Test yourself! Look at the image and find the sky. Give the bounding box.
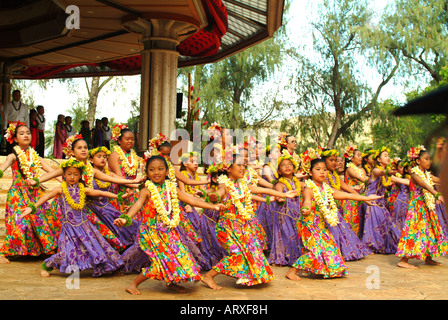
[15,0,425,132]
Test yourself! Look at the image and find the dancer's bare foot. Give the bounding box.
[0,256,10,264]
[167,283,188,293]
[202,273,222,290]
[425,256,442,266]
[125,283,141,295]
[397,258,418,269]
[40,269,50,277]
[285,268,301,281]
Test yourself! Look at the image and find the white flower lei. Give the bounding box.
[145,180,180,228]
[13,146,41,179]
[217,175,254,220]
[304,179,339,227]
[347,162,365,180]
[114,146,139,177]
[411,166,436,212]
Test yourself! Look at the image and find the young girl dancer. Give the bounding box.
[286,149,382,281]
[202,153,298,290]
[114,154,226,295]
[0,122,60,263]
[321,148,372,261]
[358,147,404,254]
[342,145,367,233]
[396,146,447,269]
[390,159,411,232]
[268,150,303,266]
[20,158,127,277]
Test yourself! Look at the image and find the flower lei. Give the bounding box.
[13,146,41,179]
[375,165,392,187]
[373,146,390,160]
[304,179,339,227]
[111,124,128,142]
[89,146,111,158]
[61,181,86,211]
[217,175,254,221]
[80,160,95,188]
[347,162,365,180]
[145,180,180,228]
[344,145,357,160]
[327,171,341,190]
[148,132,169,150]
[114,146,139,177]
[62,134,83,156]
[278,176,301,193]
[95,167,111,189]
[411,166,436,211]
[244,167,259,186]
[4,121,27,144]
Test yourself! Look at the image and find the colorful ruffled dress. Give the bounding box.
[138,184,202,284]
[245,167,267,251]
[179,170,204,234]
[358,177,401,254]
[396,181,448,260]
[0,150,59,258]
[43,183,124,277]
[292,184,348,278]
[212,181,274,286]
[341,170,363,234]
[267,179,302,266]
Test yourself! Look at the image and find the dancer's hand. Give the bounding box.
[185,205,193,213]
[25,179,36,187]
[214,203,227,212]
[301,206,311,216]
[208,193,219,203]
[113,218,127,227]
[18,207,32,219]
[285,190,298,198]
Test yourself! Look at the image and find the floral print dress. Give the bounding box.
[139,184,202,284]
[292,185,348,278]
[0,155,59,258]
[212,181,274,286]
[396,181,448,260]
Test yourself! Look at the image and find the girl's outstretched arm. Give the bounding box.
[93,168,144,185]
[333,189,382,203]
[249,185,298,198]
[174,166,210,185]
[114,188,150,227]
[391,176,410,186]
[19,187,62,219]
[177,188,226,211]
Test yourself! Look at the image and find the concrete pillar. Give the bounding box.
[122,18,197,154]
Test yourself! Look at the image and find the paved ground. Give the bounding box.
[1,253,447,301]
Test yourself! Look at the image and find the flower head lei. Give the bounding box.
[277,132,288,148]
[319,148,340,158]
[361,149,376,159]
[277,149,299,169]
[373,146,390,159]
[206,122,223,140]
[60,157,86,172]
[111,124,128,142]
[264,143,280,155]
[62,134,83,156]
[390,157,402,170]
[179,151,200,164]
[4,121,27,144]
[343,145,357,160]
[407,145,426,161]
[299,148,321,174]
[148,132,169,151]
[89,146,111,158]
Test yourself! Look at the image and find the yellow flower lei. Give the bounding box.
[347,162,365,180]
[95,167,111,189]
[181,170,200,194]
[145,180,180,228]
[411,166,436,211]
[304,179,339,227]
[13,146,41,179]
[81,160,94,188]
[375,165,391,187]
[327,171,341,190]
[218,175,254,221]
[114,146,139,177]
[61,181,86,211]
[278,176,301,193]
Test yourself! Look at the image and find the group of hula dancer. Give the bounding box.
[0,120,446,295]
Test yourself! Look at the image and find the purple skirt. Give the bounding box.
[391,187,410,233]
[199,208,228,267]
[267,198,303,266]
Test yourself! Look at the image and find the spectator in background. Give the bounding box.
[80,120,91,149]
[36,105,46,157]
[4,90,29,155]
[91,119,103,148]
[53,114,66,159]
[65,116,75,139]
[29,109,39,150]
[101,117,111,149]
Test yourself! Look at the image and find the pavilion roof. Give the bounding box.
[0,0,284,79]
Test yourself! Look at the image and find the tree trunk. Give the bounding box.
[85,76,114,127]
